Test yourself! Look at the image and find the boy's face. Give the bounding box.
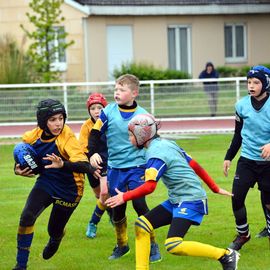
[89,103,103,121]
[114,82,138,106]
[247,77,264,99]
[46,113,64,136]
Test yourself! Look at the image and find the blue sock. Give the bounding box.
[16,232,34,268]
[90,204,105,225]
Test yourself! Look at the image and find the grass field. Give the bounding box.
[1,134,269,270]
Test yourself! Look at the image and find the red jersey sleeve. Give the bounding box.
[189,159,219,193]
[123,180,157,202]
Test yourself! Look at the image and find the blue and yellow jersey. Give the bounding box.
[22,125,88,202]
[145,138,207,204]
[93,103,147,168]
[236,95,270,160]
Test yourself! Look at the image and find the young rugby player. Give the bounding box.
[88,74,161,262]
[13,99,98,270]
[78,93,112,238]
[106,113,239,270]
[223,65,270,250]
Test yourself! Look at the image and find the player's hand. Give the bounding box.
[14,164,35,177]
[223,160,231,177]
[93,169,102,179]
[260,143,270,160]
[90,153,103,169]
[105,188,124,208]
[217,187,233,197]
[43,153,64,168]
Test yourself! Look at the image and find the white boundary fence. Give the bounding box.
[0,77,246,124]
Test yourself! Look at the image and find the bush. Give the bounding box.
[114,62,270,81]
[217,64,270,77]
[113,62,190,81]
[0,34,35,84]
[216,66,242,77]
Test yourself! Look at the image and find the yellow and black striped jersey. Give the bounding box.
[22,125,88,202]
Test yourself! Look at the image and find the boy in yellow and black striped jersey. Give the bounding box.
[12,99,98,270]
[78,93,113,238]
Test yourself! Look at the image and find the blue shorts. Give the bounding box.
[161,199,208,225]
[107,165,146,196]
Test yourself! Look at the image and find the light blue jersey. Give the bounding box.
[102,103,147,168]
[236,95,270,161]
[146,138,207,204]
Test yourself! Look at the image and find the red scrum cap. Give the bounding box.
[86,93,108,109]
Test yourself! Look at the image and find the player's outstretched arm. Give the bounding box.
[105,188,125,208]
[218,188,233,196]
[43,153,64,168]
[44,153,101,177]
[189,159,219,192]
[106,180,157,208]
[189,159,233,197]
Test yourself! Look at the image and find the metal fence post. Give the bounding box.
[63,83,68,115]
[236,78,241,102]
[150,81,155,115]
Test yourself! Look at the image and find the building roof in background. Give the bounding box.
[74,0,270,5]
[67,0,270,15]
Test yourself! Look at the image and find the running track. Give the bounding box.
[0,117,234,138]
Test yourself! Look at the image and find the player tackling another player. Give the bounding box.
[106,113,240,270]
[12,99,99,270]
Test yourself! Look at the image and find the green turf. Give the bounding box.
[0,134,269,270]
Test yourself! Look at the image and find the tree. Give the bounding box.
[21,0,74,83]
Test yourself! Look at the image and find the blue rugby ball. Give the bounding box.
[13,143,41,175]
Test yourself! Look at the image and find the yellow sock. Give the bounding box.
[114,217,128,247]
[135,216,153,270]
[150,229,156,244]
[165,237,227,260]
[96,199,106,211]
[18,225,34,234]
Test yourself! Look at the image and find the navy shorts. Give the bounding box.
[107,165,146,196]
[234,156,270,192]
